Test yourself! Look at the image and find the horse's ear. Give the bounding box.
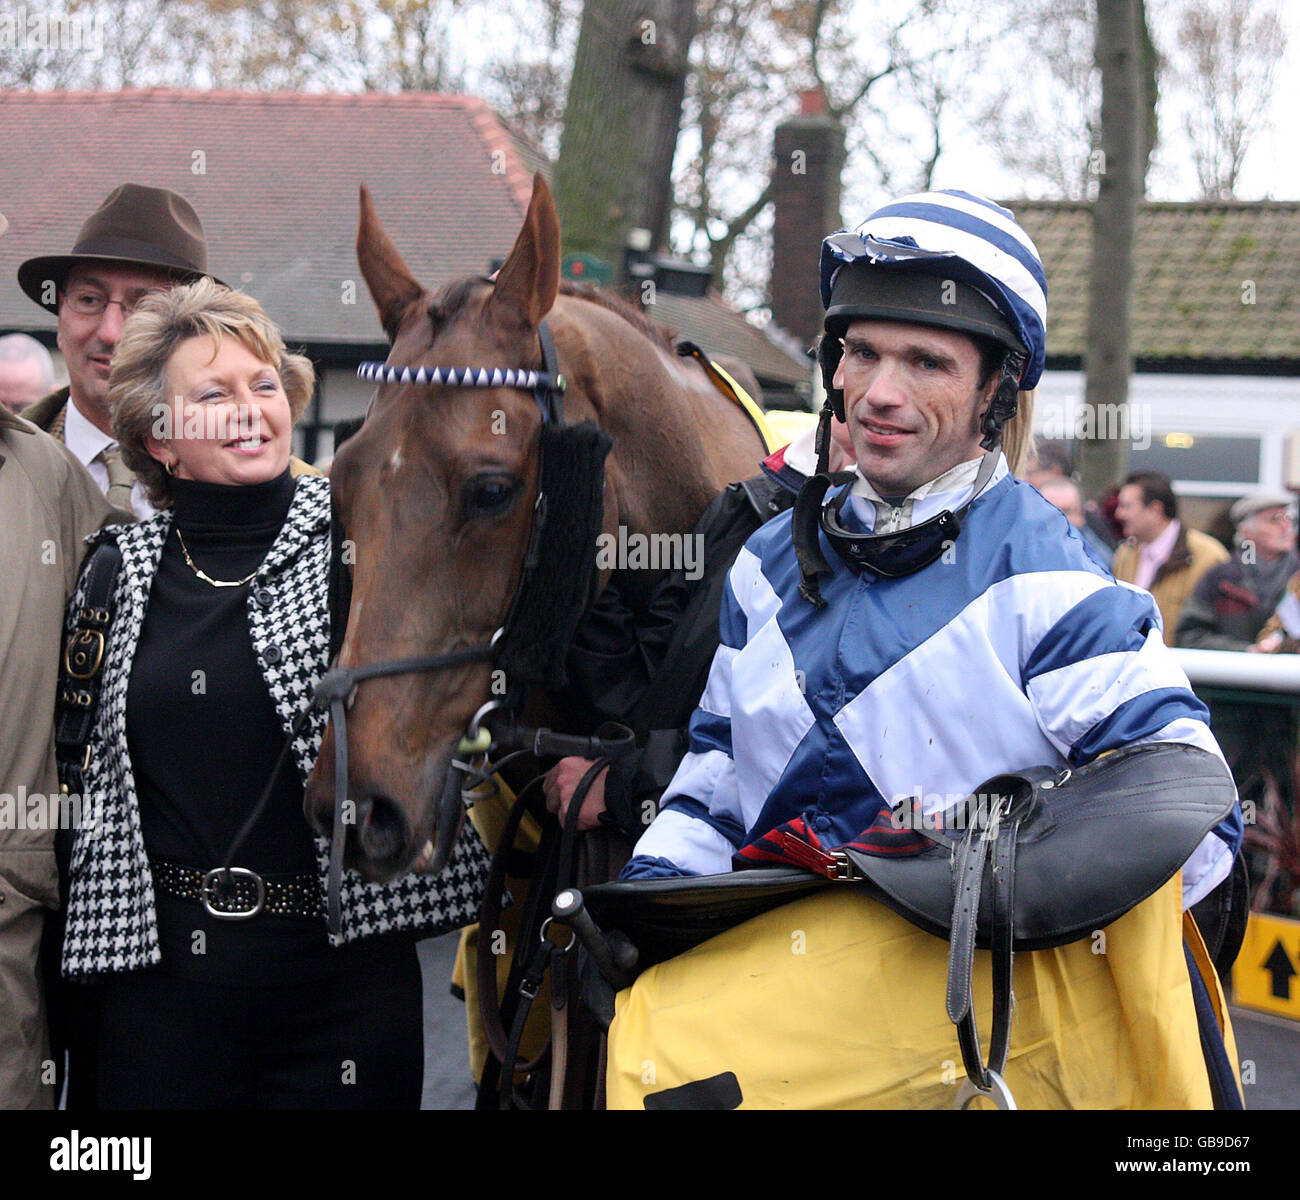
[357,185,427,343]
[487,173,561,329]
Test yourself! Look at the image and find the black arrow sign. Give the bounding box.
[1263,940,1298,1000]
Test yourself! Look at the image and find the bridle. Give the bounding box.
[216,318,628,934]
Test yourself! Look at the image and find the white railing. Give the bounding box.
[1171,648,1300,695]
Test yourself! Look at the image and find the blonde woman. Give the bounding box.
[60,279,484,1109]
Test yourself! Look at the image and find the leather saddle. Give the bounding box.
[578,741,1238,1108]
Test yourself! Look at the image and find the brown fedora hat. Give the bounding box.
[17,182,225,312]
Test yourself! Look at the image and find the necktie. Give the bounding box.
[100,444,135,514]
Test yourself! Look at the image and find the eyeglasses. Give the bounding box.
[62,290,149,318]
[1255,510,1297,527]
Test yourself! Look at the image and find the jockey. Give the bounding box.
[623,188,1242,917]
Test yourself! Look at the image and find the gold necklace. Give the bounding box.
[174,527,258,588]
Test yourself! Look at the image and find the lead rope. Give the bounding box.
[327,688,349,933]
[218,706,313,904]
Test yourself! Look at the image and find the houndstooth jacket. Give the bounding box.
[61,473,490,980]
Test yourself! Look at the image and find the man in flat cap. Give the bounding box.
[19,184,220,520]
[1176,490,1299,652]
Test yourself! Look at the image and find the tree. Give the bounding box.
[550,0,697,284]
[1169,0,1286,199]
[970,0,1160,202]
[1076,0,1151,503]
[0,0,474,92]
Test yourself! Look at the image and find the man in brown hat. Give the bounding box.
[19,184,221,520]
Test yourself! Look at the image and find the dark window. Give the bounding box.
[1129,434,1261,485]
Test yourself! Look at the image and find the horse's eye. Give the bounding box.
[465,476,520,520]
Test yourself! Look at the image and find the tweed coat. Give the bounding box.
[61,473,489,980]
[1112,524,1230,647]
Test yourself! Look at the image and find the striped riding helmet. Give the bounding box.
[819,189,1048,393]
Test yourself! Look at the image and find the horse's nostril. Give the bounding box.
[355,793,410,864]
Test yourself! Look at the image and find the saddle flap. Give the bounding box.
[845,742,1237,950]
[583,868,834,972]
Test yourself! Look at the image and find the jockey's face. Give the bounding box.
[835,319,996,497]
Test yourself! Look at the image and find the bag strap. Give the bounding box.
[55,542,123,798]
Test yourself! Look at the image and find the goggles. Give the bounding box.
[817,452,1001,580]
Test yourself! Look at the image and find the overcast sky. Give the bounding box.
[930,1,1299,203]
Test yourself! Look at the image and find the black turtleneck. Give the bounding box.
[125,470,377,982]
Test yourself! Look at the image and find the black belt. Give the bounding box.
[149,857,324,920]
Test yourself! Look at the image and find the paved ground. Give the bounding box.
[1231,1006,1300,1109]
[417,931,1300,1111]
[418,931,477,1110]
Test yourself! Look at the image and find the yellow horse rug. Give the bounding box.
[606,878,1238,1109]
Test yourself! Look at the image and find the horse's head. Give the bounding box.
[305,175,568,881]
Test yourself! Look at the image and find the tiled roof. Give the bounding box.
[1012,200,1300,365]
[0,89,535,345]
[0,88,809,391]
[650,291,812,389]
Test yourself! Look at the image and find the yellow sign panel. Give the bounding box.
[1232,912,1300,1020]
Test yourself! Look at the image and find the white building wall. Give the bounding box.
[1034,369,1300,496]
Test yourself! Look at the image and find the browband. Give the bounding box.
[357,362,562,393]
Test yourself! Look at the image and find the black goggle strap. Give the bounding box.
[813,398,833,478]
[792,398,845,607]
[793,481,835,610]
[816,334,845,423]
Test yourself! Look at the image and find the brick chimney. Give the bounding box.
[770,89,846,349]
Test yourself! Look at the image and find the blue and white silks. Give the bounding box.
[624,456,1241,908]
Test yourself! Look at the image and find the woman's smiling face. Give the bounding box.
[150,334,292,486]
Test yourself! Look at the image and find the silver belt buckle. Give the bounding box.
[201,867,265,920]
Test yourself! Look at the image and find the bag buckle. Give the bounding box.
[65,629,105,679]
[201,867,265,919]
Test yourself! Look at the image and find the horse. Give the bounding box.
[304,173,772,883]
